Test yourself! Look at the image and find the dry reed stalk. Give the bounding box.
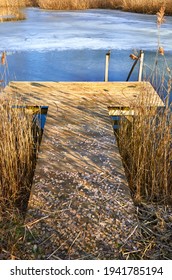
[0,0,26,21]
[33,0,123,10]
[116,4,172,202]
[0,0,26,8]
[116,98,172,204]
[158,46,165,55]
[0,98,42,259]
[0,51,9,92]
[1,0,171,15]
[1,51,6,65]
[121,0,172,15]
[0,99,40,213]
[157,4,166,27]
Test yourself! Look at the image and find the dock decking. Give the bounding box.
[3,81,164,259]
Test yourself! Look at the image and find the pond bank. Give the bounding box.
[1,0,172,22]
[26,0,172,16]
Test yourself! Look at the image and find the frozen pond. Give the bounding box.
[1,8,172,52]
[0,8,172,100]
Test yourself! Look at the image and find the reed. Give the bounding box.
[0,96,42,258]
[0,51,41,256]
[0,0,26,7]
[1,1,172,15]
[28,0,123,10]
[0,100,39,212]
[26,0,172,15]
[121,0,172,15]
[116,5,172,204]
[0,0,26,21]
[0,55,38,259]
[116,103,172,203]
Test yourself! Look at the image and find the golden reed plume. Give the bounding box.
[1,52,6,65]
[156,5,165,27]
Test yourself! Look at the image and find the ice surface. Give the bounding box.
[0,8,172,52]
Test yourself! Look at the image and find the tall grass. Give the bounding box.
[0,0,26,7]
[121,0,172,15]
[1,1,172,15]
[0,0,26,21]
[116,6,172,204]
[116,103,172,203]
[0,52,40,215]
[0,97,41,258]
[26,0,172,15]
[0,52,8,88]
[28,0,121,10]
[0,100,38,213]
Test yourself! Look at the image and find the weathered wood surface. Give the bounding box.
[4,81,164,107]
[2,81,163,259]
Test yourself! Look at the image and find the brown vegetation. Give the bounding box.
[27,0,121,10]
[0,53,41,258]
[0,0,25,7]
[0,52,41,211]
[117,6,172,204]
[0,102,36,211]
[1,0,172,17]
[0,0,26,21]
[0,99,40,258]
[25,0,172,15]
[115,5,172,254]
[115,97,172,259]
[121,0,172,15]
[116,103,172,203]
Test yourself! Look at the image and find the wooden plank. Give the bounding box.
[3,81,164,108]
[108,108,135,116]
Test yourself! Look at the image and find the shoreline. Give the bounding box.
[1,0,172,21]
[25,0,172,16]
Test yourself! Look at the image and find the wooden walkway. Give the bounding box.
[3,81,164,259]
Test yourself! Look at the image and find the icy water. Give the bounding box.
[0,8,172,101]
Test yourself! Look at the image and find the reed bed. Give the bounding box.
[0,50,41,256]
[115,45,172,258]
[0,100,39,212]
[0,0,26,21]
[0,98,42,258]
[1,1,172,16]
[116,5,172,204]
[116,103,172,204]
[27,0,121,10]
[121,0,172,15]
[26,0,172,15]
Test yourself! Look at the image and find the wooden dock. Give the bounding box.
[3,81,164,259]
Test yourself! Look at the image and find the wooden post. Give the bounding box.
[138,50,144,82]
[104,51,111,82]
